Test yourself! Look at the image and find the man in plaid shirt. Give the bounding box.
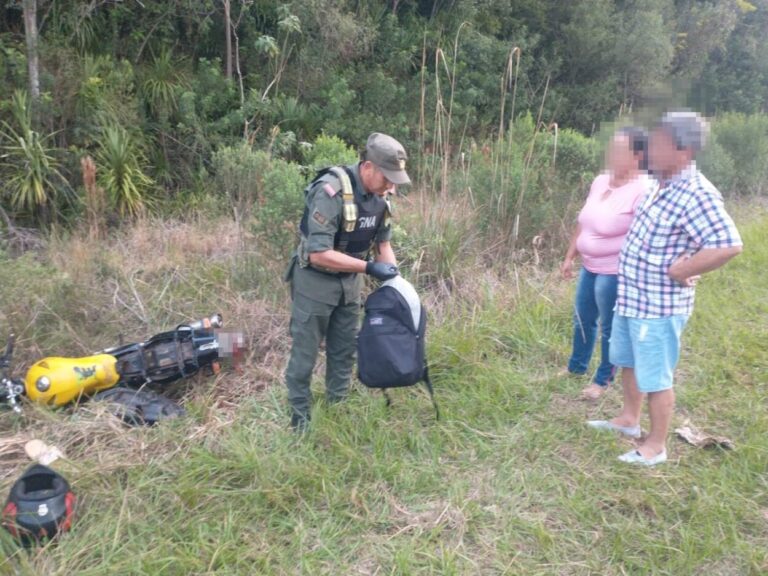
[588,111,743,466]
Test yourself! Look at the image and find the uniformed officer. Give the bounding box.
[284,133,411,430]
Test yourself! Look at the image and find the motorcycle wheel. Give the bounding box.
[92,387,186,426]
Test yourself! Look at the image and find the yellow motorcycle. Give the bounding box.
[1,314,225,425]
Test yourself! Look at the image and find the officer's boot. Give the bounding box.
[290,409,310,433]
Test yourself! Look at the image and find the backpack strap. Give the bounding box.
[298,166,350,238]
[379,373,438,421]
[422,365,440,420]
[383,196,392,228]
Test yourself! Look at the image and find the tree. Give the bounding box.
[614,0,674,112]
[671,0,742,80]
[223,0,232,79]
[690,1,768,113]
[22,0,40,100]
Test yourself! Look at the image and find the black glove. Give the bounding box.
[365,261,399,281]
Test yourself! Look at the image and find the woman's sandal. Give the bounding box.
[581,382,608,400]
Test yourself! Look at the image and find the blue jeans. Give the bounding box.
[567,267,618,386]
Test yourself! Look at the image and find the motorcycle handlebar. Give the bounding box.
[187,314,223,331]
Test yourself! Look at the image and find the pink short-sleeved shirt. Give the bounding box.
[576,172,651,275]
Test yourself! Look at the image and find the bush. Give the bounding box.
[176,58,242,157]
[450,115,581,242]
[212,144,269,223]
[552,127,600,190]
[453,115,538,233]
[255,155,307,255]
[301,134,359,172]
[212,143,306,255]
[698,132,738,194]
[75,56,142,147]
[395,198,479,289]
[702,112,768,196]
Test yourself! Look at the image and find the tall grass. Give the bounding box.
[415,38,599,278]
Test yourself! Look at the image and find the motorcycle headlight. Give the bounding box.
[35,376,51,392]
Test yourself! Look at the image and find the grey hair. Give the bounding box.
[659,110,710,154]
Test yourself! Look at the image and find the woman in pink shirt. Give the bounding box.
[561,127,651,399]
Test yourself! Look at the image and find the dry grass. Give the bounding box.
[0,404,160,483]
[1,213,293,482]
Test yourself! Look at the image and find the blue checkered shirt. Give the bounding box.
[617,164,742,318]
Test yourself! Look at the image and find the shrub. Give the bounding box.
[698,131,738,194]
[212,144,268,224]
[176,58,241,153]
[552,127,600,190]
[453,115,572,241]
[395,198,479,289]
[301,134,359,172]
[255,155,307,254]
[140,48,184,122]
[75,56,142,146]
[703,112,768,195]
[212,144,306,255]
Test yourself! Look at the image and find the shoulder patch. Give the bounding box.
[323,183,338,197]
[312,210,328,226]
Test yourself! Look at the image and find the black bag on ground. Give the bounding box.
[356,279,439,418]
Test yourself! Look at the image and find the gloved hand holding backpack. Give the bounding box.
[365,262,399,281]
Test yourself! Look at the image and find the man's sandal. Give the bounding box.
[618,449,667,466]
[586,420,642,439]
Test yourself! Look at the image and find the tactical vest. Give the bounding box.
[299,166,390,263]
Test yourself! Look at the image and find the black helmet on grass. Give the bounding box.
[2,464,75,546]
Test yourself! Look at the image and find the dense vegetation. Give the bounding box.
[2,0,768,245]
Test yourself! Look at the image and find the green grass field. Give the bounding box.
[1,211,766,575]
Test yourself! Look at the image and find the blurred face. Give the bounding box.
[605,133,638,175]
[360,161,396,196]
[649,128,693,177]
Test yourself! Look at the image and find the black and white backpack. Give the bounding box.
[356,277,439,418]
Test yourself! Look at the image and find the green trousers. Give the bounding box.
[284,289,360,419]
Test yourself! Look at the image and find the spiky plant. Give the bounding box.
[0,90,70,221]
[94,124,154,218]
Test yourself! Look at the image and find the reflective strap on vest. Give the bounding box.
[328,166,357,254]
[384,197,392,228]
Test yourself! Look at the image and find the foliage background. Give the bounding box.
[2,0,768,246]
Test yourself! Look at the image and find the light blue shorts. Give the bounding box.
[609,314,689,393]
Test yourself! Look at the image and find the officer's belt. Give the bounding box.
[306,265,356,279]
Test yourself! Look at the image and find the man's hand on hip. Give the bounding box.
[668,254,700,287]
